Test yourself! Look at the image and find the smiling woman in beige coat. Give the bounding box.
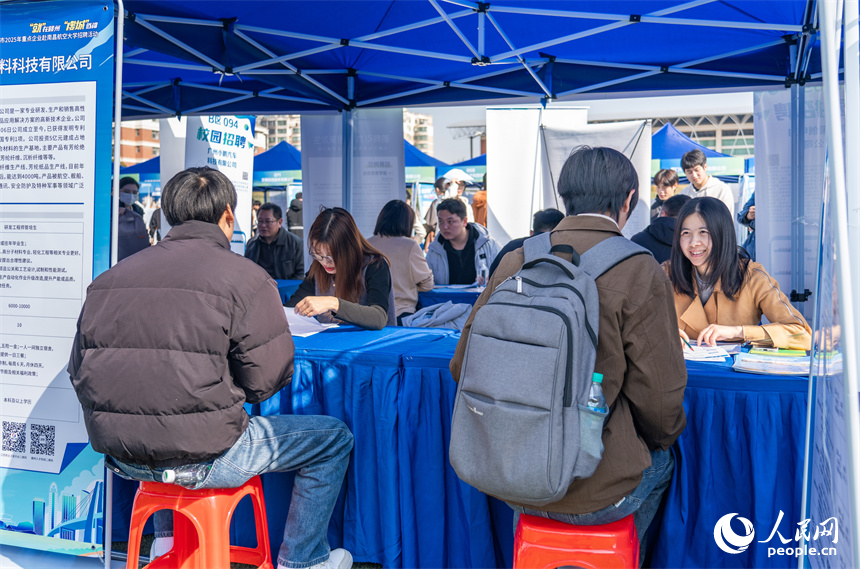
[664,197,811,349]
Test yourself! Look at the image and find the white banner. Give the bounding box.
[301,110,404,241]
[754,88,828,319]
[184,116,255,254]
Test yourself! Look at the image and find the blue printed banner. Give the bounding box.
[0,0,115,556]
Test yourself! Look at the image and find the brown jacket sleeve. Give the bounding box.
[742,265,812,349]
[229,278,295,403]
[617,266,687,449]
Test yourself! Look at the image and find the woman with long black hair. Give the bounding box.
[286,207,395,330]
[665,197,811,349]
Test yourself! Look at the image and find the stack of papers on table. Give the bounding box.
[284,308,339,337]
[683,345,731,362]
[732,352,812,375]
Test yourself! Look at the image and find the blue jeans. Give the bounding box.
[108,414,354,568]
[509,448,674,567]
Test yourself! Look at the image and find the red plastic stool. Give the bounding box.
[125,475,274,569]
[513,513,639,569]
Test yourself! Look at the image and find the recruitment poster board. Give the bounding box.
[0,0,114,556]
[184,115,256,254]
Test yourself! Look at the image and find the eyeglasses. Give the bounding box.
[310,251,334,265]
[257,219,280,226]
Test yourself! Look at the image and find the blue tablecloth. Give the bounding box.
[417,287,482,309]
[652,359,808,569]
[275,279,302,304]
[111,328,807,569]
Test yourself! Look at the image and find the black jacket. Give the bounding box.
[630,216,676,264]
[286,199,303,229]
[68,221,294,468]
[244,227,304,280]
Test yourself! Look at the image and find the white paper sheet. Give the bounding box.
[683,345,731,362]
[284,307,339,337]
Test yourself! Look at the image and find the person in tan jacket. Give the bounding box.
[665,197,811,349]
[368,200,434,323]
[450,147,686,564]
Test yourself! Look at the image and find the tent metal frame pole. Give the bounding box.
[343,76,355,211]
[132,15,225,70]
[106,0,125,565]
[122,90,175,115]
[790,83,806,313]
[123,59,212,71]
[844,0,860,332]
[428,0,481,59]
[489,0,741,62]
[485,12,554,98]
[232,29,350,106]
[819,1,860,566]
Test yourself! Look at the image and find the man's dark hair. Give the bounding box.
[681,149,707,171]
[161,167,237,226]
[652,169,679,187]
[533,208,565,234]
[295,192,303,200]
[557,146,639,220]
[259,202,283,220]
[661,194,692,218]
[119,176,139,190]
[437,197,466,219]
[374,199,414,237]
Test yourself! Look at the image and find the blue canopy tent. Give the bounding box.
[119,156,162,198]
[449,154,487,180]
[405,140,449,183]
[651,123,745,177]
[104,2,857,569]
[253,140,303,191]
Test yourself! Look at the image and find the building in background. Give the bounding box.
[258,115,302,150]
[403,110,434,155]
[32,499,45,536]
[116,119,160,166]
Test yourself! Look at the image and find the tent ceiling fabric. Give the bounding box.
[121,0,821,119]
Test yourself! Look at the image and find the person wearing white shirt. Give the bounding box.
[679,149,735,216]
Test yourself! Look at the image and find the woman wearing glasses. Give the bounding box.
[286,207,396,330]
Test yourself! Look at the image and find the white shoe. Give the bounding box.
[298,548,353,569]
[149,536,173,559]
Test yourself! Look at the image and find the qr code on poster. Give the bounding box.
[2,421,26,452]
[30,424,55,456]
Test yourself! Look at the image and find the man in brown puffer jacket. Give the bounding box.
[68,167,355,569]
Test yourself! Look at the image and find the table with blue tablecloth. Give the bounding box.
[111,327,807,569]
[275,279,302,304]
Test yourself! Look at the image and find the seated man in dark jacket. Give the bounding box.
[68,167,354,569]
[631,194,691,263]
[245,202,305,280]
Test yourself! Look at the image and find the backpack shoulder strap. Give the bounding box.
[580,236,651,279]
[522,231,553,264]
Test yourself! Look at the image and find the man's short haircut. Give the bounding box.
[681,149,707,171]
[161,167,237,226]
[661,194,692,218]
[652,169,679,187]
[556,146,639,220]
[295,192,303,200]
[533,208,565,234]
[437,197,466,219]
[119,176,139,190]
[259,202,283,220]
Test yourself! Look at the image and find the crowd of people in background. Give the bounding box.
[114,146,769,343]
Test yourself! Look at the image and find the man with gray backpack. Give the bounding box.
[449,146,686,564]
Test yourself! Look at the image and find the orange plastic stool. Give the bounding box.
[513,513,639,569]
[125,475,274,569]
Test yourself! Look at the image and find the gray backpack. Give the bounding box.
[449,233,649,506]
